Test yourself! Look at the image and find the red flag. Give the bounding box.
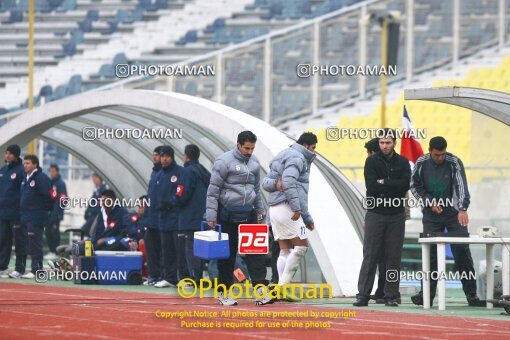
[400,106,424,163]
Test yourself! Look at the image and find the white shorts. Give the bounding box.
[269,202,307,241]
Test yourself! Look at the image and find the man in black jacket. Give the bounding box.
[354,129,411,307]
[0,145,25,278]
[176,145,211,282]
[410,136,484,307]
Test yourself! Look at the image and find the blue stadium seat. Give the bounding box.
[204,18,226,34]
[78,19,93,33]
[1,9,23,24]
[68,75,82,94]
[55,41,76,58]
[100,22,118,35]
[176,30,198,45]
[56,0,76,13]
[0,0,17,12]
[50,84,69,101]
[86,9,100,21]
[38,85,53,102]
[113,53,128,65]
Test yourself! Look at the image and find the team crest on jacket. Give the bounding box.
[171,176,177,182]
[109,221,116,228]
[10,173,16,179]
[29,180,35,187]
[235,165,241,171]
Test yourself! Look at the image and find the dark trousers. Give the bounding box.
[217,221,268,288]
[176,232,190,280]
[420,217,477,298]
[25,222,44,273]
[182,231,203,281]
[160,230,178,284]
[270,234,280,283]
[45,220,60,253]
[0,220,26,273]
[374,261,386,298]
[357,211,406,299]
[144,227,162,279]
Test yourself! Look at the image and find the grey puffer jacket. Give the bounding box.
[206,147,264,222]
[262,143,316,225]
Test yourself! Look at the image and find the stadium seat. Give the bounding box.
[56,0,76,13]
[1,10,23,24]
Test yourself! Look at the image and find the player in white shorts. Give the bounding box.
[270,201,308,242]
[258,132,318,305]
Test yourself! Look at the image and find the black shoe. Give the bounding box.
[411,293,434,307]
[370,294,384,301]
[375,298,386,304]
[353,297,369,307]
[467,295,486,307]
[396,297,401,304]
[385,298,399,307]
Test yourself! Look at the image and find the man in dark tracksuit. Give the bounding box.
[144,145,164,286]
[45,164,67,259]
[154,146,185,288]
[19,155,53,278]
[354,130,411,307]
[175,144,211,282]
[82,173,108,237]
[0,145,25,278]
[410,136,484,307]
[206,131,267,306]
[125,201,149,243]
[91,190,129,250]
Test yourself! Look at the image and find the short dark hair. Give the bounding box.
[23,154,39,167]
[185,144,200,161]
[380,128,396,141]
[429,136,447,151]
[297,132,318,146]
[101,189,116,199]
[92,172,103,181]
[138,195,148,207]
[153,145,164,154]
[159,145,174,159]
[364,138,380,153]
[237,130,257,146]
[49,164,59,172]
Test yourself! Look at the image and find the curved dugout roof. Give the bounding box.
[404,87,510,126]
[0,89,364,296]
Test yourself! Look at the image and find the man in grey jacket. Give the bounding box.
[206,130,267,306]
[410,136,484,307]
[258,132,317,305]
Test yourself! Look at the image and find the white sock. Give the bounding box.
[277,249,291,280]
[279,246,307,285]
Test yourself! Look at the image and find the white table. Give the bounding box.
[418,236,510,310]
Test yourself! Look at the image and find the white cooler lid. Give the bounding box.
[94,251,143,256]
[194,230,229,241]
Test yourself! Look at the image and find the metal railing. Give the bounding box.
[97,0,510,125]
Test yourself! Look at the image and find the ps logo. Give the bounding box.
[238,224,269,254]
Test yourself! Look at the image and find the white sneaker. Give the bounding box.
[256,289,277,306]
[21,272,35,279]
[8,271,22,279]
[154,280,176,288]
[0,269,10,278]
[218,292,238,306]
[43,252,57,260]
